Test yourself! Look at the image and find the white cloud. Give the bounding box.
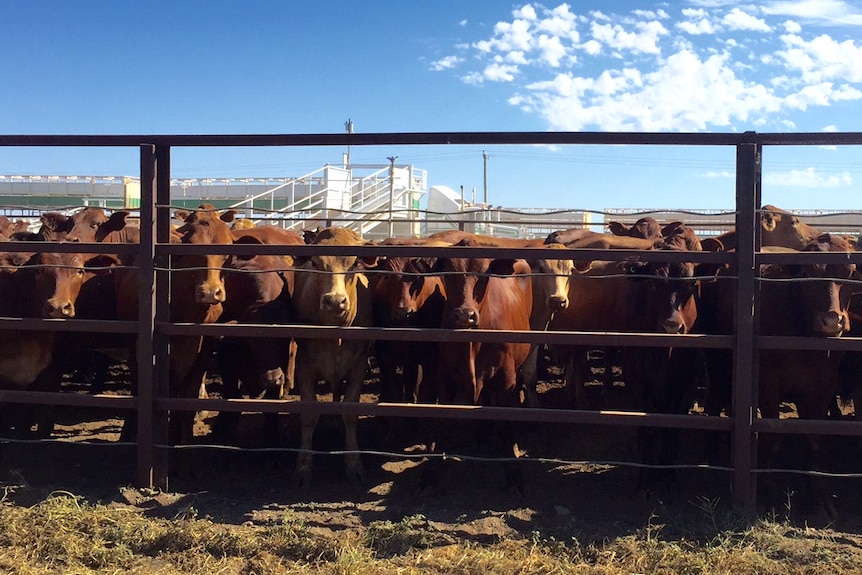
[762,0,862,25]
[764,167,852,187]
[445,2,862,132]
[430,56,463,71]
[722,8,771,32]
[590,20,667,54]
[777,33,862,83]
[703,170,735,178]
[459,19,468,27]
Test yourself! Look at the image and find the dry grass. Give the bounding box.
[1,490,862,575]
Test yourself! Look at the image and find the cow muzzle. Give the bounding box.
[547,294,569,310]
[662,317,686,334]
[814,311,846,337]
[452,307,479,328]
[196,284,226,305]
[44,299,75,319]
[321,293,350,314]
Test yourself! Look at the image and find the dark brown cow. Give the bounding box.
[371,239,448,406]
[0,249,116,435]
[212,234,299,444]
[608,217,663,240]
[418,238,534,491]
[291,227,377,488]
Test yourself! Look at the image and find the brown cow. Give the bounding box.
[704,205,822,252]
[0,249,116,435]
[422,231,577,407]
[290,227,377,488]
[114,204,236,444]
[371,239,448,406]
[701,234,859,512]
[18,207,110,242]
[211,234,299,444]
[417,238,534,491]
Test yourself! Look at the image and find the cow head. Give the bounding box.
[789,233,858,337]
[25,251,117,319]
[174,204,236,306]
[761,205,821,250]
[37,207,109,242]
[623,243,708,335]
[295,227,376,326]
[608,217,662,241]
[530,243,575,313]
[430,239,522,329]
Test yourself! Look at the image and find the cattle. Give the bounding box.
[290,227,377,488]
[608,217,663,240]
[544,227,595,245]
[704,205,822,252]
[371,238,448,407]
[211,234,299,444]
[113,204,236,445]
[0,216,29,240]
[700,234,859,512]
[11,207,110,242]
[232,225,304,246]
[415,238,534,491]
[421,231,577,407]
[617,236,718,490]
[0,249,116,435]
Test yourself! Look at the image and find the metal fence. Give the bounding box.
[1,131,862,511]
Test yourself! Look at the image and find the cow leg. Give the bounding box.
[292,359,319,490]
[519,344,541,408]
[341,363,366,485]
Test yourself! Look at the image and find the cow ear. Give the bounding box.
[40,212,68,232]
[84,254,120,272]
[220,209,237,224]
[232,235,264,260]
[700,237,725,252]
[608,222,628,236]
[174,209,191,222]
[573,260,593,272]
[408,257,437,274]
[661,221,684,237]
[487,258,517,276]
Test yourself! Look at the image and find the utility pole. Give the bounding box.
[482,151,489,205]
[344,119,354,168]
[387,156,398,238]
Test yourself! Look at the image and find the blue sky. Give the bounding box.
[1,1,861,213]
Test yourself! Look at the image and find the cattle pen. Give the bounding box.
[1,131,862,513]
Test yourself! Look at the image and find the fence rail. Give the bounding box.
[2,130,862,511]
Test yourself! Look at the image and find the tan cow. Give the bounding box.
[290,227,377,488]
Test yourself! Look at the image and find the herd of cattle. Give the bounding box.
[0,204,858,493]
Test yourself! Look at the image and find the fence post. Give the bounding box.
[732,132,761,511]
[136,144,172,490]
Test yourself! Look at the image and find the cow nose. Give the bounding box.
[548,294,569,310]
[322,293,349,312]
[662,318,685,334]
[197,285,226,304]
[453,307,479,328]
[815,311,845,336]
[45,301,75,319]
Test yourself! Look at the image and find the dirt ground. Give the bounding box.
[4,353,862,544]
